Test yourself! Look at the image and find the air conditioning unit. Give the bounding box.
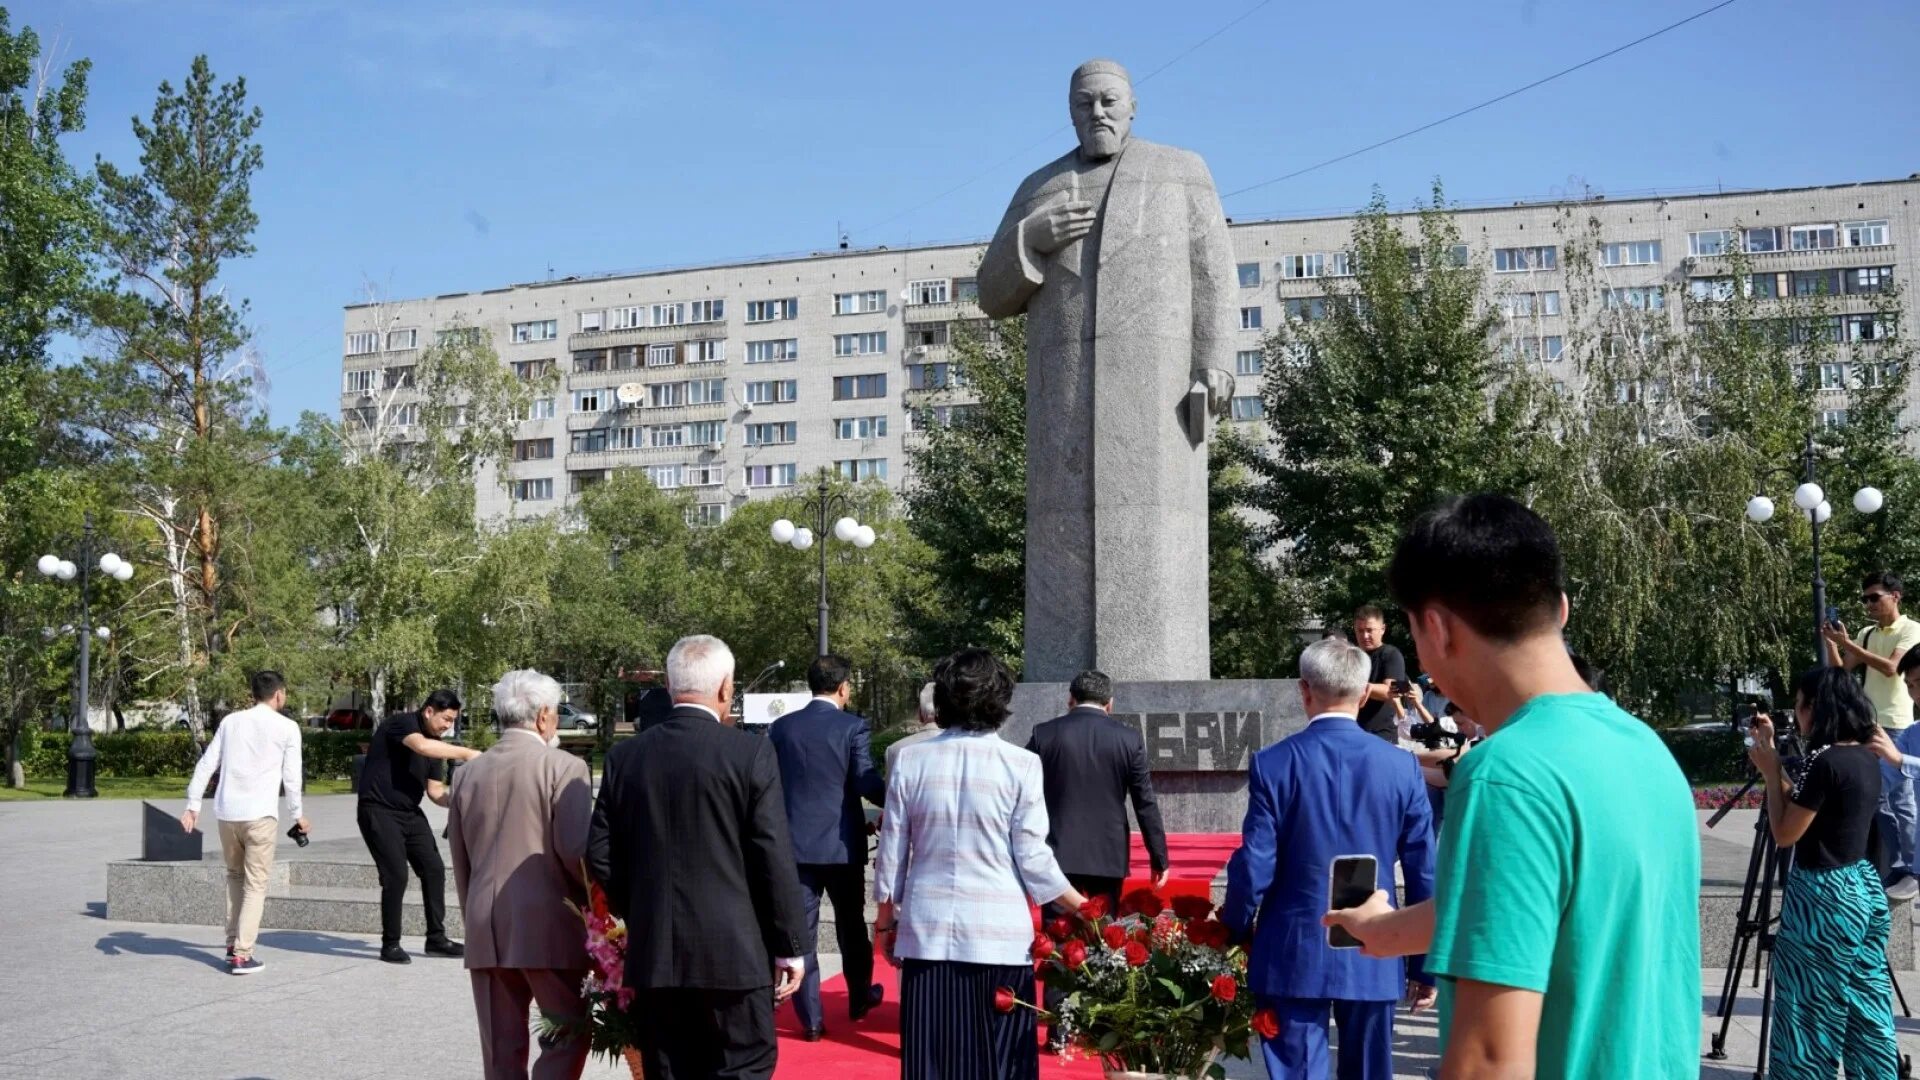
[709,439,725,451]
[911,345,928,357]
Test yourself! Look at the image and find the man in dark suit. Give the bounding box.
[766,654,886,1040]
[1026,669,1170,913]
[588,635,810,1080]
[1222,637,1434,1080]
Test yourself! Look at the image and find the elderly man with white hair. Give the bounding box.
[588,634,811,1080]
[448,669,594,1080]
[884,681,942,775]
[1220,637,1435,1080]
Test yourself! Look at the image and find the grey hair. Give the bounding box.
[491,669,562,730]
[1298,637,1371,702]
[918,681,937,722]
[667,634,735,699]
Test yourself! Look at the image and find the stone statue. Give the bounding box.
[979,58,1236,683]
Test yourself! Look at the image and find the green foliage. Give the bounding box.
[1659,727,1748,785]
[22,727,371,781]
[1209,428,1307,678]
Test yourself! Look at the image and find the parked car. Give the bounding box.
[324,708,374,731]
[558,701,597,731]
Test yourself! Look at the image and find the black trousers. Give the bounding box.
[634,986,776,1080]
[356,801,446,947]
[1041,873,1123,1043]
[792,862,874,1031]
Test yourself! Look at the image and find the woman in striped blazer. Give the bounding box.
[873,648,1088,1080]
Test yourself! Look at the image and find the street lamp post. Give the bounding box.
[36,513,134,798]
[770,477,878,656]
[1744,431,1885,666]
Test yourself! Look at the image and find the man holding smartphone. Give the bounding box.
[1323,495,1699,1079]
[1825,571,1920,899]
[1222,636,1433,1080]
[1352,606,1408,744]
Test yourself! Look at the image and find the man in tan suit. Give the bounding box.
[450,669,595,1080]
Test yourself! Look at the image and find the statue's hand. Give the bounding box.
[1203,368,1236,420]
[1023,198,1096,256]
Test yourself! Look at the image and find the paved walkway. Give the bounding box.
[1,794,1914,1078]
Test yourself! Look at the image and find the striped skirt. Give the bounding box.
[1771,859,1899,1080]
[898,959,1038,1080]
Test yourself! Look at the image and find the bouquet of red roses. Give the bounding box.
[1010,889,1270,1079]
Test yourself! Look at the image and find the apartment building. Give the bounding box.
[341,175,1918,523]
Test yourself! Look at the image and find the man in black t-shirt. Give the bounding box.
[356,688,481,964]
[1352,605,1407,743]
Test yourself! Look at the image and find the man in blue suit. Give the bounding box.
[1223,636,1435,1080]
[767,654,887,1040]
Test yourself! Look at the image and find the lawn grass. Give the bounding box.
[0,776,354,802]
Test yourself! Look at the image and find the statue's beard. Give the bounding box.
[1078,126,1126,160]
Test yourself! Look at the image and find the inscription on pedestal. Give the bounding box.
[1115,711,1265,772]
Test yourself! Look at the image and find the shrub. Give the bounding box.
[1659,727,1749,784]
[19,728,373,782]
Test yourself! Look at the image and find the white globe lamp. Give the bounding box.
[854,525,876,549]
[1745,496,1775,524]
[770,518,797,544]
[1793,482,1824,512]
[95,626,111,641]
[98,553,122,576]
[114,561,133,582]
[791,528,814,551]
[1855,487,1885,515]
[1814,500,1833,524]
[833,516,860,543]
[56,560,76,581]
[36,554,59,577]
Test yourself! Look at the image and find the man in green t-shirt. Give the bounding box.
[1826,570,1920,898]
[1323,494,1700,1078]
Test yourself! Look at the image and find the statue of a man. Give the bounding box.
[979,58,1235,683]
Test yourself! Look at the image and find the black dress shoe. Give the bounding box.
[802,1027,825,1042]
[850,983,884,1021]
[424,938,465,958]
[380,945,411,964]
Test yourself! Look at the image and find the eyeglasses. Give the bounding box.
[1864,593,1891,603]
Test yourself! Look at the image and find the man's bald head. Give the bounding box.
[1068,58,1136,160]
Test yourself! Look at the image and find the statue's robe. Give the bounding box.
[979,138,1236,682]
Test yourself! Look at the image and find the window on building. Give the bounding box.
[688,339,724,365]
[688,420,726,446]
[611,306,645,330]
[835,458,888,482]
[1230,396,1264,421]
[1494,246,1557,272]
[1688,278,1738,302]
[1689,230,1733,257]
[386,328,417,351]
[647,425,684,448]
[512,438,555,462]
[344,369,376,393]
[1328,252,1356,277]
[745,298,798,323]
[908,363,953,390]
[379,366,413,390]
[1818,362,1846,389]
[1240,306,1263,331]
[1235,349,1264,377]
[512,478,554,502]
[512,319,558,343]
[746,463,796,488]
[1543,336,1565,361]
[646,464,681,490]
[1603,287,1666,311]
[1854,362,1886,389]
[651,303,686,327]
[1601,240,1661,267]
[610,346,640,370]
[436,327,486,347]
[833,373,888,401]
[686,502,727,525]
[570,429,608,454]
[1790,224,1839,251]
[524,397,555,421]
[1749,273,1782,299]
[908,279,950,305]
[569,471,606,494]
[573,388,611,413]
[1237,263,1262,288]
[1820,409,1849,430]
[346,331,379,356]
[1795,317,1844,345]
[746,379,797,405]
[1845,314,1893,343]
[1744,227,1782,253]
[745,421,797,446]
[1280,254,1324,279]
[687,299,725,324]
[1791,269,1843,297]
[1284,297,1328,322]
[640,343,674,368]
[688,376,725,404]
[833,332,888,357]
[512,358,554,381]
[746,339,797,364]
[833,290,887,316]
[1844,220,1890,248]
[1503,291,1565,317]
[685,464,724,488]
[649,382,684,409]
[954,278,980,303]
[909,324,948,348]
[574,350,608,373]
[578,310,603,333]
[836,416,888,440]
[1847,266,1896,294]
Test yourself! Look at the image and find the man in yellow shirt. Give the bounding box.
[1826,570,1920,900]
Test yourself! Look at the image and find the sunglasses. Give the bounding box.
[1863,593,1892,603]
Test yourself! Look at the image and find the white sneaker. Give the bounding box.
[1885,876,1918,902]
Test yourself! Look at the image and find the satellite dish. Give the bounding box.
[615,382,645,405]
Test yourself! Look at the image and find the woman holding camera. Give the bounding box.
[1747,667,1900,1080]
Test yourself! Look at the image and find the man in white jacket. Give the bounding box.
[182,670,307,975]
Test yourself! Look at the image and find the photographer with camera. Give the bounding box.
[1353,606,1408,744]
[1824,571,1920,900]
[1747,666,1900,1079]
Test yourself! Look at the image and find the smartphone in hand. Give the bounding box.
[1327,854,1378,949]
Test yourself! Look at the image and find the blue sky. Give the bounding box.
[25,0,1920,426]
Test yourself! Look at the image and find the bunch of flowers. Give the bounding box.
[540,882,643,1065]
[1005,889,1268,1078]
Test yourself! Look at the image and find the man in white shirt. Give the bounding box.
[182,670,307,975]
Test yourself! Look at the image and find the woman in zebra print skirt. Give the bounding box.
[1748,667,1900,1080]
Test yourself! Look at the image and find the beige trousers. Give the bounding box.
[218,817,278,958]
[470,968,592,1080]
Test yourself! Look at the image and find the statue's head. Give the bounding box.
[1069,58,1135,161]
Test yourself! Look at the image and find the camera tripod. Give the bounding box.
[1706,776,1914,1079]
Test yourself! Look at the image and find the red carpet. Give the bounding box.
[772,833,1241,1077]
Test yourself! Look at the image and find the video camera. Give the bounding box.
[1742,709,1806,771]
